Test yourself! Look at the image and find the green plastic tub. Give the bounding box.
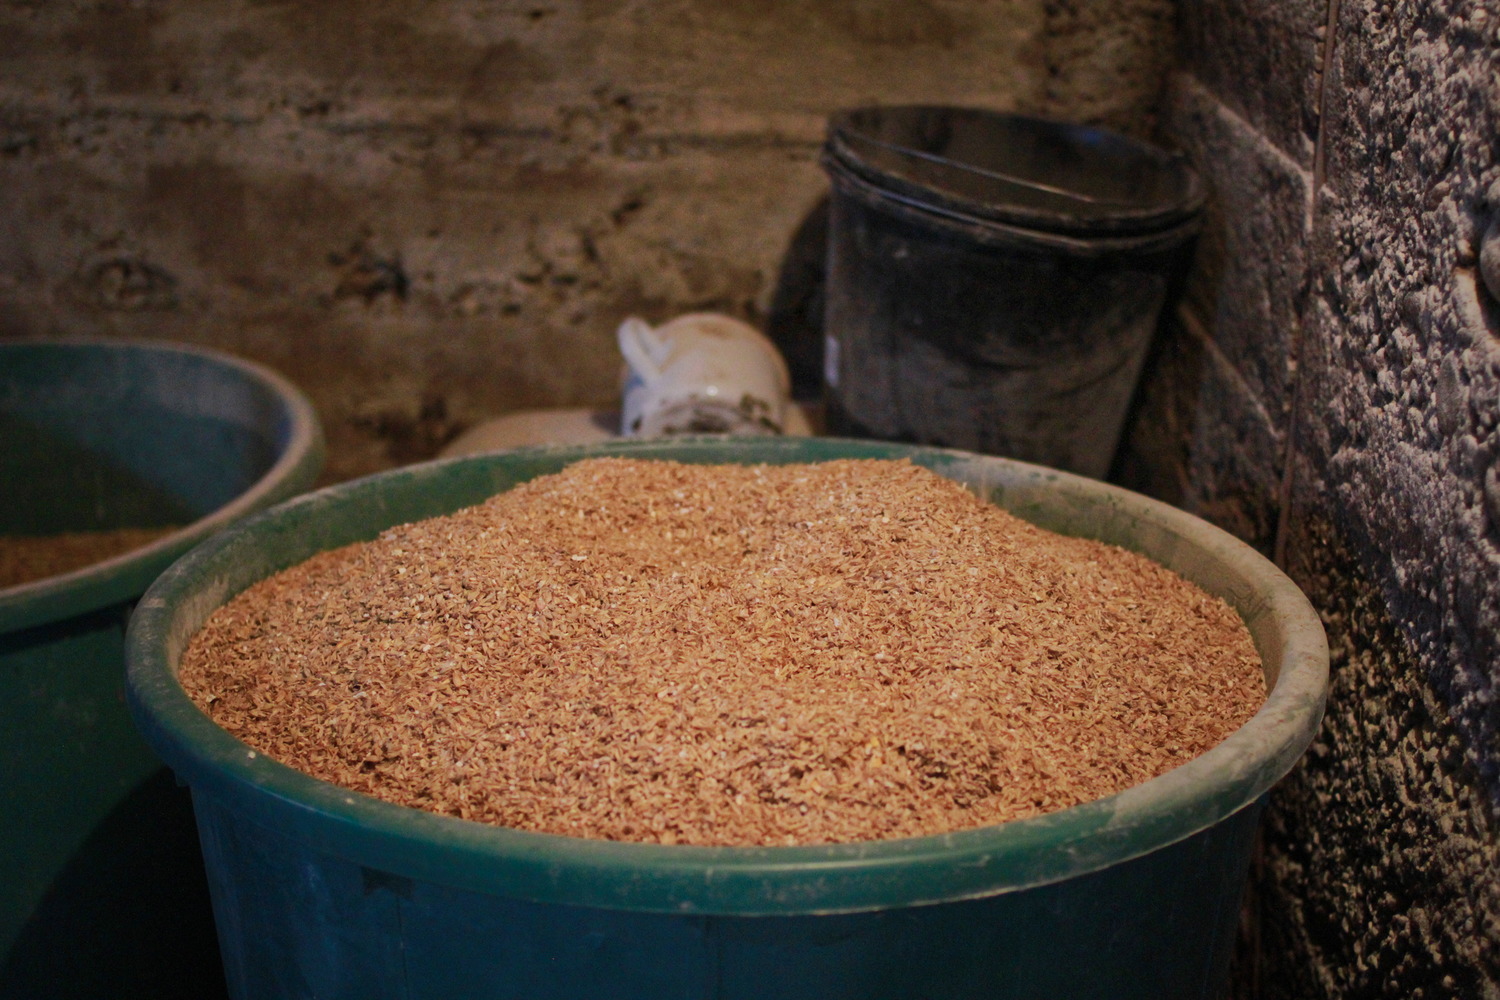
[0,338,323,998]
[125,437,1326,1000]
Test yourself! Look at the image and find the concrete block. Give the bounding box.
[1112,309,1201,508]
[1175,0,1324,167]
[1164,75,1312,434]
[1181,320,1285,556]
[1115,306,1283,555]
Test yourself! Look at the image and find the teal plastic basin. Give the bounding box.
[0,338,323,998]
[125,437,1326,1000]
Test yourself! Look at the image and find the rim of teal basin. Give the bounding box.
[124,437,1328,916]
[0,338,325,635]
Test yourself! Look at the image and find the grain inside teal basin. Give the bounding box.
[0,338,323,998]
[125,437,1326,1000]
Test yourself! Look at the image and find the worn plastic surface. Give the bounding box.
[126,437,1327,1000]
[0,339,323,998]
[825,106,1203,238]
[820,106,1202,479]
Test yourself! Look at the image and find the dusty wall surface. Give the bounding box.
[1037,0,1178,136]
[0,0,1174,483]
[1120,0,1500,995]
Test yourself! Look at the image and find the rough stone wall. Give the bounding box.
[1,0,1089,483]
[1121,0,1500,995]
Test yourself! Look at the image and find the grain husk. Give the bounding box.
[0,527,178,590]
[180,458,1264,847]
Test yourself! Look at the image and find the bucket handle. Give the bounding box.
[617,317,669,384]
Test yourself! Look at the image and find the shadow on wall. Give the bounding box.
[1110,306,1205,506]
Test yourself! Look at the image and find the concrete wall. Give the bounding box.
[1120,0,1500,994]
[0,0,1172,483]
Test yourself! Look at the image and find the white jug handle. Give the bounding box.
[617,317,668,384]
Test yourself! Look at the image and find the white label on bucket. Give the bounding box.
[824,333,840,389]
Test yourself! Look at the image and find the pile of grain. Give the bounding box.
[180,458,1264,847]
[0,527,178,590]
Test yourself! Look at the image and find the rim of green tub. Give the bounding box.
[0,338,325,634]
[125,437,1327,916]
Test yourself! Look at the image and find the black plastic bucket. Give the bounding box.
[821,106,1204,478]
